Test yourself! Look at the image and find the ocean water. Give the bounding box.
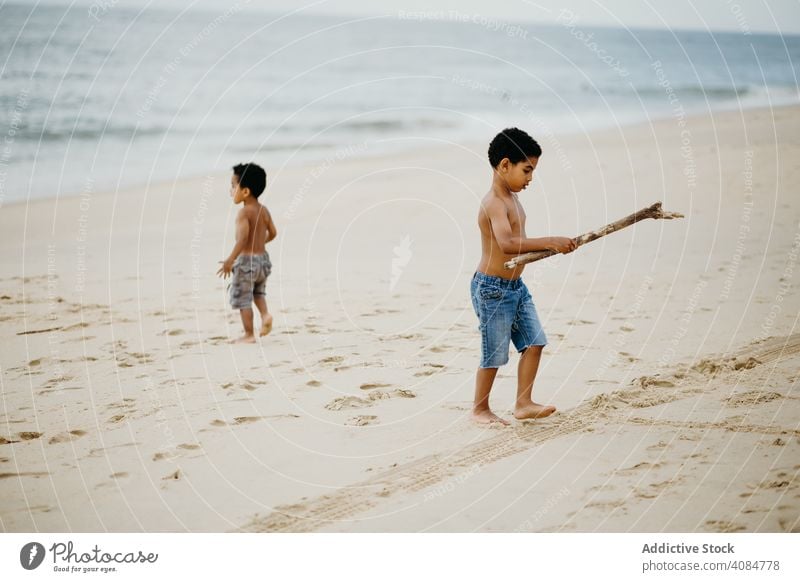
[0,3,798,202]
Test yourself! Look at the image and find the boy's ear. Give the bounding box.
[498,158,511,172]
[241,187,251,198]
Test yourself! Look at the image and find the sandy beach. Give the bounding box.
[1,105,798,533]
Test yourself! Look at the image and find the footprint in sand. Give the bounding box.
[733,357,761,370]
[87,442,140,458]
[233,416,263,424]
[635,376,675,388]
[347,415,379,426]
[162,469,181,481]
[359,382,392,390]
[705,520,746,533]
[18,431,43,441]
[725,391,782,407]
[38,375,77,395]
[117,352,154,368]
[613,461,663,475]
[442,402,471,412]
[107,398,136,411]
[265,414,300,420]
[307,380,322,387]
[413,363,446,377]
[691,359,725,377]
[646,441,670,451]
[153,451,178,461]
[360,308,400,317]
[0,471,50,480]
[152,444,202,461]
[48,430,87,444]
[325,389,415,411]
[221,380,265,392]
[429,345,451,353]
[584,500,625,511]
[108,414,126,424]
[160,329,186,336]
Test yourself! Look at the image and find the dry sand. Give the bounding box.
[1,105,798,532]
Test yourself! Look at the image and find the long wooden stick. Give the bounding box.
[504,201,684,269]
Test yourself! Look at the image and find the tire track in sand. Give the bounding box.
[238,333,800,532]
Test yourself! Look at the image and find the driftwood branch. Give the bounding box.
[504,201,684,269]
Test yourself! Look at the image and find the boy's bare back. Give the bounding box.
[238,203,275,256]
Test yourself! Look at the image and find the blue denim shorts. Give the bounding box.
[470,272,547,368]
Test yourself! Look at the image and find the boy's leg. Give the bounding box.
[474,367,509,425]
[253,296,272,336]
[470,274,513,424]
[234,308,257,343]
[513,345,556,419]
[253,256,272,336]
[511,285,555,419]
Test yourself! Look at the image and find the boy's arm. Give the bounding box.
[486,199,576,254]
[217,210,250,278]
[265,208,277,243]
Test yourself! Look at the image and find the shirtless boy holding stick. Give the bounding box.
[471,128,576,425]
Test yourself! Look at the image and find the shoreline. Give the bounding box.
[4,101,798,209]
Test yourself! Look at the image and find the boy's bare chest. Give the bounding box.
[507,197,526,232]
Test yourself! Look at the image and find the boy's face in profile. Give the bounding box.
[230,174,249,204]
[499,156,538,193]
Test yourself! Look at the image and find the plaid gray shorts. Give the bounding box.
[228,252,272,309]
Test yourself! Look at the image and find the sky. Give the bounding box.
[15,0,800,35]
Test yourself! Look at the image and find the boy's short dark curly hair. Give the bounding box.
[488,128,542,168]
[233,162,267,198]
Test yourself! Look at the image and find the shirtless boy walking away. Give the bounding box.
[471,128,576,425]
[217,163,277,344]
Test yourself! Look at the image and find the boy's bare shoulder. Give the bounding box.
[480,192,508,214]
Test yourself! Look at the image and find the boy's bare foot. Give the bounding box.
[472,409,510,426]
[232,334,256,344]
[513,402,556,420]
[260,314,273,337]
